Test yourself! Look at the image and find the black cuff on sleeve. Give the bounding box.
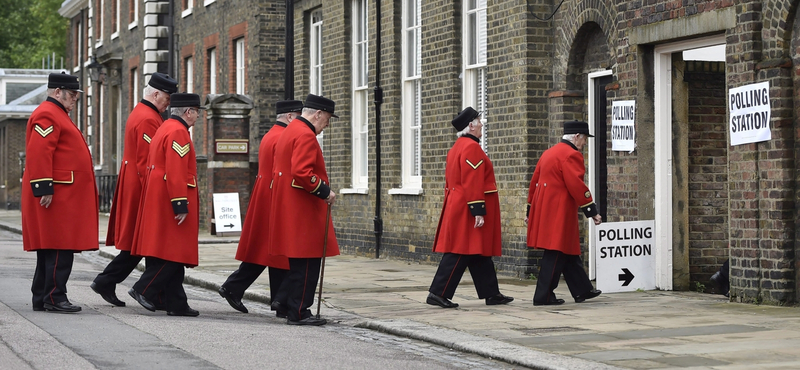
[172,199,189,214]
[31,181,54,197]
[313,181,331,200]
[581,202,598,218]
[526,204,530,218]
[468,201,487,217]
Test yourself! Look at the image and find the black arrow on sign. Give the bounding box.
[224,223,234,228]
[618,268,634,286]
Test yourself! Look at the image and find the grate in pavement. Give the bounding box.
[514,327,587,335]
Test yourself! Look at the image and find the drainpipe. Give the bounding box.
[373,0,383,258]
[167,0,174,77]
[285,0,294,99]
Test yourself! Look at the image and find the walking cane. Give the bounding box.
[316,203,332,319]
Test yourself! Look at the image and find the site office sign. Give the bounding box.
[595,220,656,293]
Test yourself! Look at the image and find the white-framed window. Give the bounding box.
[350,0,368,190]
[95,0,105,47]
[463,0,487,152]
[111,0,120,38]
[131,67,138,108]
[310,9,324,149]
[98,86,104,168]
[182,0,194,17]
[393,0,422,193]
[186,56,194,138]
[129,0,139,29]
[235,38,245,94]
[208,48,217,94]
[185,56,193,93]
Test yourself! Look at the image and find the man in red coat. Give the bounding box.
[269,94,339,326]
[22,73,98,313]
[128,93,203,317]
[91,73,177,307]
[426,107,513,309]
[526,120,603,306]
[219,100,300,316]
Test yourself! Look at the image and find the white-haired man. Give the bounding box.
[91,73,178,308]
[526,120,603,306]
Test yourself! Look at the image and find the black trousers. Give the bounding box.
[534,249,594,304]
[222,262,288,303]
[93,250,142,287]
[31,250,75,307]
[429,253,500,299]
[278,258,321,321]
[132,257,188,312]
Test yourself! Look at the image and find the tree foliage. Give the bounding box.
[0,0,68,69]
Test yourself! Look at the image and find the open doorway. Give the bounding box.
[588,70,612,280]
[654,35,727,291]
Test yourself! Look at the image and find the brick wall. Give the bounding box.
[685,61,728,292]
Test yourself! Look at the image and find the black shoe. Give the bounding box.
[426,292,458,308]
[167,307,199,317]
[575,289,602,303]
[44,301,82,313]
[287,316,327,326]
[32,305,45,312]
[91,282,126,307]
[219,286,248,313]
[128,288,156,312]
[485,293,514,305]
[533,299,565,306]
[271,301,287,318]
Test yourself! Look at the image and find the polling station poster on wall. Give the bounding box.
[729,81,771,146]
[611,100,636,152]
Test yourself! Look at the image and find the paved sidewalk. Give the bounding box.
[3,209,800,369]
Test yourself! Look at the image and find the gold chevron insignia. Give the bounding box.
[466,159,484,170]
[172,141,190,157]
[143,133,152,143]
[34,125,54,138]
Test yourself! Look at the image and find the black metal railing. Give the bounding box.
[97,174,117,213]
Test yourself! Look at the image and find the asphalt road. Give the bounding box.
[0,230,516,370]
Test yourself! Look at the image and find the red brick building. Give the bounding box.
[57,0,800,304]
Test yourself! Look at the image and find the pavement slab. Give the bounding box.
[2,209,800,369]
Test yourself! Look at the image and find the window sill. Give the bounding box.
[111,32,119,40]
[73,66,81,73]
[95,40,103,48]
[340,188,368,195]
[181,8,193,18]
[204,0,216,5]
[128,20,138,30]
[388,188,423,195]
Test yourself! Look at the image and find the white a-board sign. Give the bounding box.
[213,192,242,233]
[595,220,656,293]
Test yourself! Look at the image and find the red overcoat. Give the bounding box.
[234,122,290,269]
[131,117,198,266]
[21,98,99,252]
[526,141,596,256]
[268,117,339,258]
[433,135,501,257]
[105,101,163,250]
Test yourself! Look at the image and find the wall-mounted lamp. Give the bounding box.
[87,56,106,84]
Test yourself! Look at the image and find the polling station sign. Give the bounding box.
[595,220,656,293]
[611,100,635,152]
[729,81,771,146]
